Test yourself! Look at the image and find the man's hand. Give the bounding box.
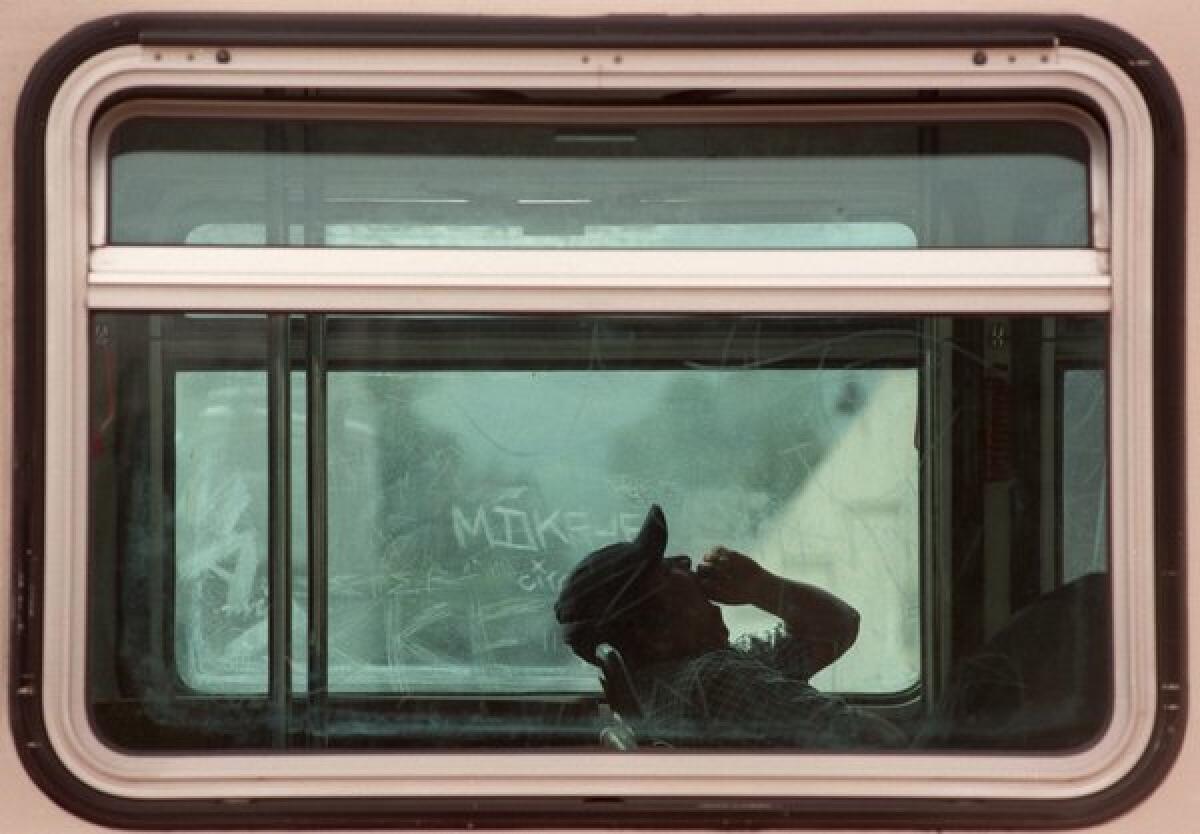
[697,547,772,606]
[698,546,861,675]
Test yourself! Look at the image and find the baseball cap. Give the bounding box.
[553,505,668,661]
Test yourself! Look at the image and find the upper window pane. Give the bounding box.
[108,117,1090,249]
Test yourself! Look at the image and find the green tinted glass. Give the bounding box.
[109,119,1090,249]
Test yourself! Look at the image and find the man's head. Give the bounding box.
[554,505,728,666]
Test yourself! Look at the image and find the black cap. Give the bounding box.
[554,505,668,661]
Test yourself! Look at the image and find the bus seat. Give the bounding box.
[919,572,1111,750]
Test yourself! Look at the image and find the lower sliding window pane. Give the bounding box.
[88,313,1107,752]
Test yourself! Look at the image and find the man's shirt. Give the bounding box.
[632,629,904,748]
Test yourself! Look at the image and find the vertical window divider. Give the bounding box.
[267,314,293,748]
[301,122,326,247]
[265,122,288,245]
[305,313,329,747]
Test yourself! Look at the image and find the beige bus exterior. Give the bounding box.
[1,1,1196,831]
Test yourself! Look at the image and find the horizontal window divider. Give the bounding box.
[90,246,1108,278]
[87,247,1111,312]
[86,284,1112,314]
[95,98,1108,126]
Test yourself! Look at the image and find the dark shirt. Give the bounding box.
[632,629,905,748]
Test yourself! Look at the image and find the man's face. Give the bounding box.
[654,555,730,657]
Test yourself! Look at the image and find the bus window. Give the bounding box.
[21,30,1175,828]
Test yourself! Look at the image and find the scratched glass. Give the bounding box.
[323,367,918,695]
[109,118,1089,248]
[88,313,1108,752]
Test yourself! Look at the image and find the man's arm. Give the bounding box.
[698,547,860,674]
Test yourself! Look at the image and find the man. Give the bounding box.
[554,504,904,748]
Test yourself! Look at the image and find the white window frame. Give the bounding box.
[42,43,1155,802]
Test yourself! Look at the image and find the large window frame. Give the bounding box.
[33,36,1160,809]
